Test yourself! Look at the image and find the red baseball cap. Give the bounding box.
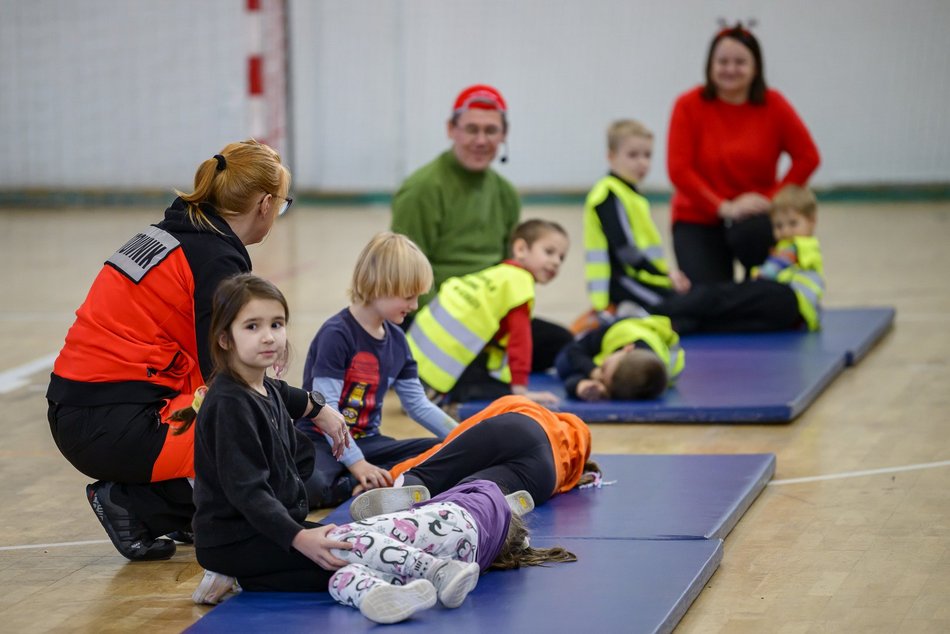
[452,84,507,115]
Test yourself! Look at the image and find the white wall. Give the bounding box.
[2,0,949,193]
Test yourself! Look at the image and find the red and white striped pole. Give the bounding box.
[246,0,266,143]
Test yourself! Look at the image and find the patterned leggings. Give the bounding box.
[327,501,478,608]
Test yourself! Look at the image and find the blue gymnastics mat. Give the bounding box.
[458,350,844,423]
[525,453,774,540]
[680,306,895,366]
[457,306,892,423]
[185,538,722,634]
[323,453,774,541]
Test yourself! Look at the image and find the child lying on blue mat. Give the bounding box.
[555,315,685,401]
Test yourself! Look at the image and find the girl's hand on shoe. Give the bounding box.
[292,525,351,570]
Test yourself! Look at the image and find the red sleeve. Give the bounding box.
[771,91,821,195]
[499,303,532,386]
[667,91,725,213]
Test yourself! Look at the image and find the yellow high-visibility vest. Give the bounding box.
[408,263,535,392]
[593,316,685,382]
[584,175,671,311]
[753,236,825,331]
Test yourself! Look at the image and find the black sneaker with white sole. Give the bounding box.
[86,481,176,561]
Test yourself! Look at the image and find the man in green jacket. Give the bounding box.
[391,84,520,310]
[391,85,571,370]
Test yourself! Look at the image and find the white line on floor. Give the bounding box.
[0,353,57,394]
[770,459,950,485]
[0,539,111,551]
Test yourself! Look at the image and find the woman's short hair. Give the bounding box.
[702,23,767,104]
[350,232,433,304]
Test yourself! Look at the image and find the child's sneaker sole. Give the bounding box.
[505,490,535,516]
[350,485,431,521]
[436,561,480,609]
[359,579,437,624]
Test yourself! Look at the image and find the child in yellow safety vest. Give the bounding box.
[408,219,569,407]
[555,315,685,401]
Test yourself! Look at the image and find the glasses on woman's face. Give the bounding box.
[261,193,294,216]
[276,196,293,216]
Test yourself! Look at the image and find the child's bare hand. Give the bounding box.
[292,525,351,570]
[670,270,691,294]
[348,460,393,492]
[524,390,560,407]
[577,379,607,401]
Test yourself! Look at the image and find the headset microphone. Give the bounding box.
[500,142,509,163]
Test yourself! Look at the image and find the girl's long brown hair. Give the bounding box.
[170,273,289,434]
[490,513,577,570]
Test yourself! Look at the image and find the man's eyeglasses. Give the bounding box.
[459,124,504,139]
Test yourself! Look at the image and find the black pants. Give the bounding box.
[403,412,558,507]
[531,317,574,371]
[47,401,194,537]
[295,431,440,509]
[447,317,573,402]
[673,215,774,284]
[652,279,802,334]
[196,520,334,592]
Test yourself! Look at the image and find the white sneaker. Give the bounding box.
[429,560,480,608]
[505,490,535,516]
[359,579,437,624]
[192,569,241,605]
[350,485,431,521]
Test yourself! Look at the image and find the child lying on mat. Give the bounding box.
[555,315,685,401]
[325,479,574,624]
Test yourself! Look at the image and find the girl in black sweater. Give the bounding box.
[187,274,486,624]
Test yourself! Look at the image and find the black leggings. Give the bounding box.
[673,215,774,284]
[448,317,574,402]
[295,432,440,509]
[652,279,802,334]
[47,401,194,537]
[402,412,558,507]
[196,520,334,592]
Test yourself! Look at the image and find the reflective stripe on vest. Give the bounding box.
[408,263,535,392]
[776,237,824,331]
[584,176,670,311]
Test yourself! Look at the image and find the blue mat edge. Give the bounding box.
[707,454,776,540]
[841,306,895,365]
[657,538,724,634]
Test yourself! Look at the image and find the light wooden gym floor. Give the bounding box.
[1,200,948,633]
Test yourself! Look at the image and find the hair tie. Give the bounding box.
[191,386,208,412]
[213,154,227,171]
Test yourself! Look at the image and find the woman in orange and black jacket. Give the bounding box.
[46,141,342,561]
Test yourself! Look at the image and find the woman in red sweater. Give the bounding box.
[667,23,820,284]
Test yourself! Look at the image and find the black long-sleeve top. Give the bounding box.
[193,374,316,551]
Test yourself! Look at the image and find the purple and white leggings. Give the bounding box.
[327,501,478,608]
